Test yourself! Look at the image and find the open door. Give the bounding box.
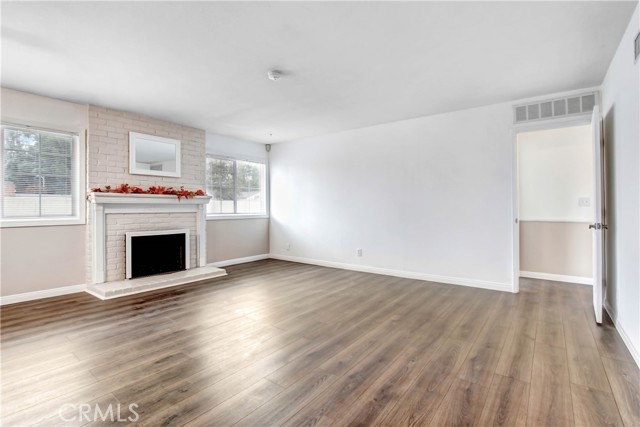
[590,106,605,324]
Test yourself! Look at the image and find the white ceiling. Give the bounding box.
[1,1,637,143]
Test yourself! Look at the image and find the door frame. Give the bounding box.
[511,115,593,294]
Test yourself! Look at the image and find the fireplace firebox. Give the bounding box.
[125,229,190,279]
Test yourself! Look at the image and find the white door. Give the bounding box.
[590,106,605,324]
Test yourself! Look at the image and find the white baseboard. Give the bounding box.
[520,271,593,285]
[209,254,270,268]
[270,253,513,293]
[604,302,640,369]
[0,284,86,306]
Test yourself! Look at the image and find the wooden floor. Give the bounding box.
[1,260,638,427]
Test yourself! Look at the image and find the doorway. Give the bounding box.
[515,122,594,289]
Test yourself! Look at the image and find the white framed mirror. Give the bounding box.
[129,132,181,178]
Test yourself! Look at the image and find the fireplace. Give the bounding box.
[126,229,190,279]
[86,194,226,299]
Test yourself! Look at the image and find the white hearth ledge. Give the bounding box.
[88,192,212,285]
[86,266,227,300]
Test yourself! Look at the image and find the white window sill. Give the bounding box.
[0,217,86,228]
[206,214,269,221]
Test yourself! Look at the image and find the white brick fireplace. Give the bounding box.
[88,193,226,299]
[86,193,226,299]
[88,193,209,284]
[85,106,226,299]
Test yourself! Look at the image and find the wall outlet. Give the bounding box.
[578,197,591,207]
[286,243,290,251]
[356,248,362,257]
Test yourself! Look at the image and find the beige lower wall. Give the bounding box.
[0,225,86,296]
[520,221,592,278]
[0,218,268,298]
[206,218,269,263]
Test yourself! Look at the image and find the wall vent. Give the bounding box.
[513,92,598,124]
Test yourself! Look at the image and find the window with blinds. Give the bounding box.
[205,156,267,216]
[1,124,79,221]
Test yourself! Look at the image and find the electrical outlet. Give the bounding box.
[578,197,591,207]
[356,248,362,257]
[286,243,290,251]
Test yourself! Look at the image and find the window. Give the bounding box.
[1,124,82,225]
[206,156,267,217]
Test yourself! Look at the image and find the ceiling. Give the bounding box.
[1,1,637,143]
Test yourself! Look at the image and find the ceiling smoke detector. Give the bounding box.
[267,70,282,81]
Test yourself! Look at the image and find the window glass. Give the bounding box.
[206,157,266,216]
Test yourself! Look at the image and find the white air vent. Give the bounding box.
[567,97,581,114]
[513,92,598,124]
[540,101,553,118]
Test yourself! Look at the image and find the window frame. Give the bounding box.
[0,122,86,228]
[205,154,269,220]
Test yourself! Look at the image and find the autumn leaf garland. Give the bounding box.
[90,184,206,201]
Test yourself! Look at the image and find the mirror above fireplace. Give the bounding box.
[129,132,181,177]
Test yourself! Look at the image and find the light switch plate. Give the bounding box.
[578,197,591,207]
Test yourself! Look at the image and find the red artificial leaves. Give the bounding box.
[90,184,206,201]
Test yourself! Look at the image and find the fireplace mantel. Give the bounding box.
[88,192,212,284]
[88,192,211,205]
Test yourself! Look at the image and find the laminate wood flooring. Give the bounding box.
[1,260,638,426]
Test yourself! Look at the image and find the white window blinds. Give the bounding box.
[1,125,78,220]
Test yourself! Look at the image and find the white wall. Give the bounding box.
[205,133,270,262]
[601,5,640,365]
[518,125,593,222]
[0,88,88,298]
[270,103,515,290]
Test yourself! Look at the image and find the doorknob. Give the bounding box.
[589,223,608,230]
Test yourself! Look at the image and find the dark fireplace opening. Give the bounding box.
[129,233,186,279]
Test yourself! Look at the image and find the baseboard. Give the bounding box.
[270,253,513,293]
[604,302,640,369]
[209,254,270,268]
[520,271,593,285]
[0,284,86,306]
